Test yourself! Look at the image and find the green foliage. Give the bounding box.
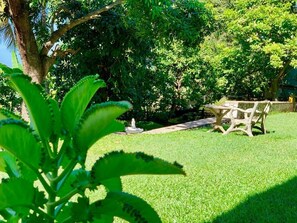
[60,75,106,134]
[0,64,185,222]
[7,73,52,141]
[0,75,21,112]
[0,67,21,112]
[0,50,22,112]
[200,0,297,100]
[50,0,213,121]
[154,40,218,116]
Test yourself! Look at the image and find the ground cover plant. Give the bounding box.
[89,112,297,222]
[0,64,185,222]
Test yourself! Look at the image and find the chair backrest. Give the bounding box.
[246,102,259,122]
[253,101,271,123]
[263,101,271,114]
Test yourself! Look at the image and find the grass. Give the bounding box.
[137,121,164,131]
[87,112,297,223]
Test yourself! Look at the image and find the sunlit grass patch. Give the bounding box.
[88,112,297,222]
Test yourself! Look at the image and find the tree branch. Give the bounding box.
[42,47,80,76]
[41,0,124,56]
[278,60,290,80]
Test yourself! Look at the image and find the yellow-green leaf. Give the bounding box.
[60,75,106,134]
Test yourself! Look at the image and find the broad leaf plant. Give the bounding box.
[0,64,185,222]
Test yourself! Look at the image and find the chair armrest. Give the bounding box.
[230,107,253,114]
[255,110,263,114]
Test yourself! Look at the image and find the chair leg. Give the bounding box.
[246,124,253,137]
[261,121,266,134]
[223,123,235,135]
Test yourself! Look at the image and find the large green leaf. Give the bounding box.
[0,109,22,122]
[92,216,113,223]
[0,151,37,182]
[57,170,122,198]
[91,192,162,223]
[101,177,122,192]
[0,152,8,172]
[57,169,91,197]
[57,198,113,223]
[60,75,106,134]
[5,73,51,142]
[48,98,61,137]
[71,197,90,222]
[56,203,72,223]
[0,209,20,222]
[0,178,45,214]
[0,120,41,169]
[0,151,20,177]
[0,63,22,75]
[73,101,132,155]
[91,151,185,184]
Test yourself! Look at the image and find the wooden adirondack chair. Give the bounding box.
[223,101,271,137]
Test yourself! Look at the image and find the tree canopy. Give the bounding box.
[47,0,214,121]
[200,0,297,100]
[0,0,210,83]
[0,0,215,121]
[3,0,297,122]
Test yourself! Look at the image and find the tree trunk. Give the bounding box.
[7,0,124,84]
[7,0,45,84]
[7,0,45,120]
[265,63,290,100]
[265,77,280,100]
[5,0,125,120]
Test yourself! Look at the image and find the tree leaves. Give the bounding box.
[71,197,91,222]
[199,0,297,100]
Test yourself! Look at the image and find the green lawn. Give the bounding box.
[88,112,297,223]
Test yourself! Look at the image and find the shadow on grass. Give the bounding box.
[210,176,297,223]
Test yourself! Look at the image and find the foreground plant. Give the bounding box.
[0,64,185,222]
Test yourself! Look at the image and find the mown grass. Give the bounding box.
[88,112,297,223]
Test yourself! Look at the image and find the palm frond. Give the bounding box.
[0,19,16,49]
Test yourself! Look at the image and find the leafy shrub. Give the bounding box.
[0,64,185,222]
[0,73,21,112]
[48,0,214,122]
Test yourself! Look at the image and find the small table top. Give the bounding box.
[205,104,233,110]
